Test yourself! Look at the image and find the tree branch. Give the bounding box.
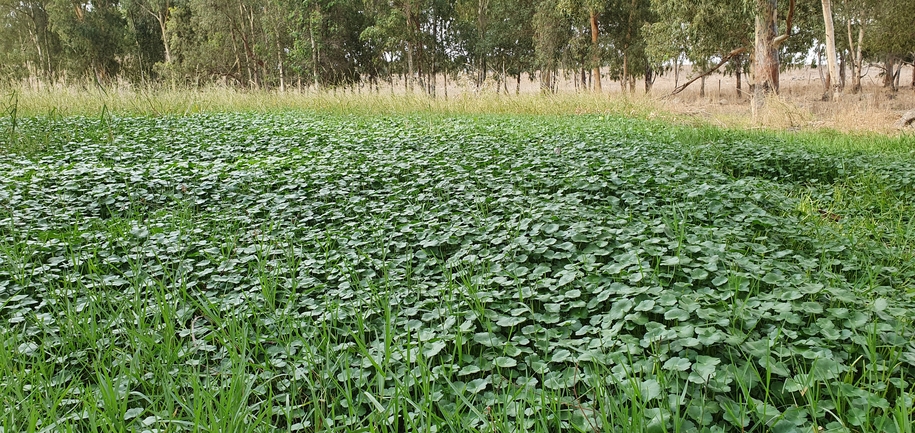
[773,0,795,46]
[666,47,747,96]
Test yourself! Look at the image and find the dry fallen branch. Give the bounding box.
[666,48,747,97]
[895,109,915,129]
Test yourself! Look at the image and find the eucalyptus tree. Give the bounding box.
[865,0,915,90]
[121,0,170,82]
[556,0,606,91]
[168,0,297,89]
[484,0,536,93]
[644,0,752,95]
[456,0,492,88]
[161,0,252,86]
[122,0,180,65]
[0,0,62,81]
[600,0,653,93]
[835,0,876,93]
[455,0,533,91]
[261,0,293,91]
[361,0,440,93]
[828,0,914,93]
[285,0,374,89]
[0,2,31,82]
[642,16,687,88]
[751,0,841,112]
[46,0,130,83]
[646,0,810,113]
[290,0,330,89]
[423,0,459,95]
[532,0,573,92]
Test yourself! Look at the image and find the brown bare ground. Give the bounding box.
[429,64,915,134]
[654,65,915,134]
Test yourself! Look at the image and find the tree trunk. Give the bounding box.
[884,56,896,90]
[229,27,244,86]
[846,17,863,94]
[144,2,172,65]
[309,13,319,90]
[589,10,601,92]
[621,0,637,94]
[839,50,846,90]
[735,55,743,95]
[432,17,439,97]
[845,19,856,93]
[276,35,286,92]
[405,0,415,93]
[541,69,551,93]
[270,4,285,92]
[753,0,779,118]
[502,61,508,94]
[477,0,490,90]
[821,0,840,100]
[674,57,680,88]
[160,18,172,64]
[817,46,827,92]
[645,65,653,93]
[23,3,54,79]
[240,2,260,88]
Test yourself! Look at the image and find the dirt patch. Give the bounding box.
[430,64,915,134]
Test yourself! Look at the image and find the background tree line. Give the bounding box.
[1,0,912,97]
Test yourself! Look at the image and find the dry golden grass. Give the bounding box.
[647,65,915,134]
[4,83,669,119]
[4,64,913,136]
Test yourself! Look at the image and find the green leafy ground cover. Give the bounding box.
[1,113,914,432]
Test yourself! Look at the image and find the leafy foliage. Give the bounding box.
[0,113,913,432]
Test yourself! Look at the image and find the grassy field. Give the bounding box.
[1,93,914,432]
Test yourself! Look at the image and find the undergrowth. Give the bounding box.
[0,112,913,432]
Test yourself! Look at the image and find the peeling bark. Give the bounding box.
[753,0,779,118]
[821,0,840,99]
[845,14,864,93]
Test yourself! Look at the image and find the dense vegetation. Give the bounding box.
[1,0,913,93]
[1,112,913,432]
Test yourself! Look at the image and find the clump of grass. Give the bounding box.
[754,94,816,129]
